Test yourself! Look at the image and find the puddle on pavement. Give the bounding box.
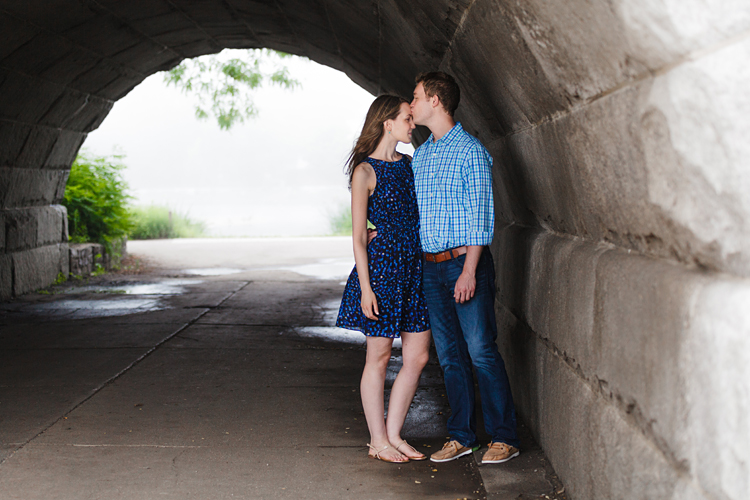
[274,258,354,280]
[64,279,202,295]
[182,268,243,276]
[295,326,366,345]
[321,299,342,325]
[5,278,206,320]
[295,298,402,347]
[21,298,163,319]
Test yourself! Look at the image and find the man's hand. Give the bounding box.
[367,228,377,244]
[454,246,483,303]
[454,271,476,303]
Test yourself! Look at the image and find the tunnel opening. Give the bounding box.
[82,49,386,240]
[2,2,749,500]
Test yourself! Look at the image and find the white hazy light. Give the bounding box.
[83,52,418,237]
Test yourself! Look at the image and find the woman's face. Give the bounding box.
[387,102,416,144]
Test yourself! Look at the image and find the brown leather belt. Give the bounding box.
[424,246,468,263]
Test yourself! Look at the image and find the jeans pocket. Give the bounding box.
[450,253,466,273]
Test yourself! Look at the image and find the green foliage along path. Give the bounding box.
[63,151,133,249]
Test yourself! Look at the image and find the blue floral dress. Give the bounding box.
[336,156,430,338]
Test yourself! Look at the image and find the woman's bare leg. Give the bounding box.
[386,330,431,458]
[361,336,407,461]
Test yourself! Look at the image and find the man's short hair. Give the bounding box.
[415,72,460,117]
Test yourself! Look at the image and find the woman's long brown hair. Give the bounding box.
[346,94,408,187]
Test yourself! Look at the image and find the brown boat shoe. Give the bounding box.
[482,442,520,464]
[430,440,474,463]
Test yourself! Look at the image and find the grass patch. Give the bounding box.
[129,205,206,240]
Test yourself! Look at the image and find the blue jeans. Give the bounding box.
[423,248,519,448]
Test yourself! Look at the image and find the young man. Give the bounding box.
[410,72,520,464]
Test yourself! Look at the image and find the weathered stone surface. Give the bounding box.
[0,211,4,252]
[481,69,750,275]
[0,254,11,300]
[37,205,67,247]
[69,242,104,276]
[0,69,65,124]
[3,208,36,252]
[1,0,98,32]
[11,244,67,295]
[493,225,750,500]
[687,280,750,500]
[44,130,87,169]
[0,119,33,168]
[511,332,700,500]
[0,167,69,208]
[14,125,61,169]
[0,12,40,60]
[2,206,66,253]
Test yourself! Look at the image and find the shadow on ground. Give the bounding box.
[0,265,565,499]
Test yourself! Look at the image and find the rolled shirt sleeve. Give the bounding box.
[462,146,494,246]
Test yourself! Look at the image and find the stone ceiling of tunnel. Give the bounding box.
[0,0,470,104]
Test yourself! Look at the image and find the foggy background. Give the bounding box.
[83,54,414,238]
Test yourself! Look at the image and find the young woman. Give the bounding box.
[336,95,431,463]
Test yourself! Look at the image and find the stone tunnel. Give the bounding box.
[1,1,748,498]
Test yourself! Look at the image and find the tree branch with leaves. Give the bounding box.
[164,49,300,130]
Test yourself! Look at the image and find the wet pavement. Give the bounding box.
[0,238,565,499]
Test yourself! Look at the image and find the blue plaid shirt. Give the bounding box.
[412,122,494,253]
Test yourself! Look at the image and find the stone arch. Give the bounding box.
[1,2,749,499]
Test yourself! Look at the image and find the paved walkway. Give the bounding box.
[0,238,564,499]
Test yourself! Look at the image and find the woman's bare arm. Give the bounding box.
[351,163,379,320]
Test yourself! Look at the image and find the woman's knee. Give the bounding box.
[365,350,391,371]
[402,349,429,372]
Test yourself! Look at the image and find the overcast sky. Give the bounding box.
[83,52,413,237]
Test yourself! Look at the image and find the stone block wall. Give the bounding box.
[69,237,126,277]
[0,205,69,299]
[440,2,750,498]
[492,226,750,500]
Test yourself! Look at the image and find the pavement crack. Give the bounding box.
[69,444,205,449]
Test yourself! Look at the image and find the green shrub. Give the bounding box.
[63,151,133,249]
[129,205,206,240]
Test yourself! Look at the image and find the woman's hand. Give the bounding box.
[361,288,380,320]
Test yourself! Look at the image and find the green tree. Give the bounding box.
[164,49,299,130]
[63,151,133,248]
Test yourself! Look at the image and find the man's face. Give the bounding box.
[410,83,431,126]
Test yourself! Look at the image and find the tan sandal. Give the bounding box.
[367,443,409,463]
[394,440,426,461]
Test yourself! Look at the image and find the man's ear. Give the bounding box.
[430,94,440,109]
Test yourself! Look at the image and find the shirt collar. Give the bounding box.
[427,122,463,147]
